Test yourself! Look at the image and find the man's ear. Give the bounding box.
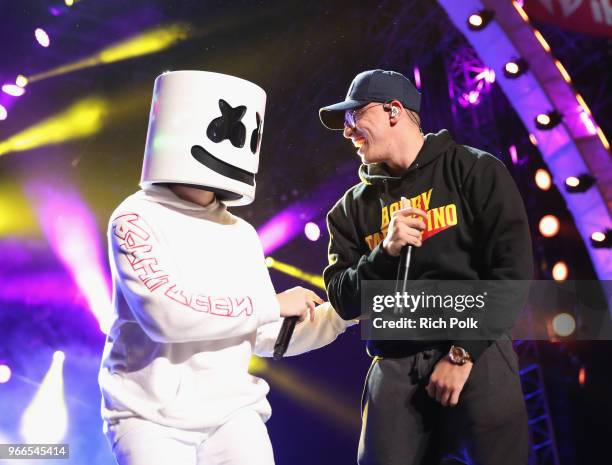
[386,101,403,124]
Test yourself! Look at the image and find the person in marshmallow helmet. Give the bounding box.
[99,71,354,465]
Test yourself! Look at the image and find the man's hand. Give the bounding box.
[276,287,324,322]
[426,358,473,407]
[382,202,427,257]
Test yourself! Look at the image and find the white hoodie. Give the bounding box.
[98,185,353,430]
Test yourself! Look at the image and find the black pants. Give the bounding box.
[358,340,528,465]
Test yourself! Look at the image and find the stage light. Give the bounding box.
[575,96,609,148]
[596,126,610,150]
[504,58,528,78]
[590,230,610,248]
[2,84,25,97]
[413,66,421,90]
[551,261,568,281]
[552,312,576,337]
[579,110,597,135]
[475,68,495,84]
[15,75,28,88]
[528,133,538,146]
[34,28,50,47]
[0,364,11,384]
[539,215,560,237]
[304,222,321,241]
[0,97,108,157]
[508,145,518,165]
[467,91,480,104]
[467,10,494,30]
[0,104,6,121]
[576,94,591,115]
[565,177,579,188]
[535,111,562,130]
[266,256,325,290]
[535,169,552,191]
[65,0,74,6]
[29,183,112,332]
[565,174,596,193]
[20,351,68,443]
[505,62,518,75]
[554,59,571,83]
[536,114,550,126]
[533,29,551,52]
[26,24,189,84]
[578,366,586,386]
[512,1,530,22]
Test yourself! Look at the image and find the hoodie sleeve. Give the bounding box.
[323,193,400,320]
[253,302,357,357]
[452,153,534,361]
[109,209,280,343]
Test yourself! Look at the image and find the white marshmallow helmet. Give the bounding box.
[140,70,266,206]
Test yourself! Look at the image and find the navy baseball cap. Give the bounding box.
[319,69,421,130]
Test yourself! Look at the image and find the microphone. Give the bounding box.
[273,316,300,360]
[400,245,413,294]
[394,197,414,312]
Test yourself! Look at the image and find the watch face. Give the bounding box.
[450,346,468,364]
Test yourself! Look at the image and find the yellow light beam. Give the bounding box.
[249,356,360,430]
[26,23,189,84]
[0,97,108,157]
[265,257,325,290]
[0,182,39,236]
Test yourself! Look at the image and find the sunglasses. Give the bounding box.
[344,102,388,128]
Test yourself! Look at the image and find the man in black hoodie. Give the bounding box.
[319,70,533,465]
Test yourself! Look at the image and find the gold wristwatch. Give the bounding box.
[448,345,472,365]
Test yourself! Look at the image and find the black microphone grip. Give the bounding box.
[273,315,300,360]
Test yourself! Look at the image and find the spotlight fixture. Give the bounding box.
[551,261,568,281]
[534,169,552,191]
[535,111,562,130]
[15,75,28,88]
[539,215,560,237]
[504,58,529,78]
[304,222,321,242]
[467,10,495,31]
[34,28,50,48]
[565,174,596,193]
[0,363,11,384]
[0,104,7,121]
[578,366,586,386]
[590,230,610,248]
[552,312,576,337]
[1,84,25,97]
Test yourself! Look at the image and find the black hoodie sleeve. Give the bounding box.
[323,193,400,320]
[453,152,534,361]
